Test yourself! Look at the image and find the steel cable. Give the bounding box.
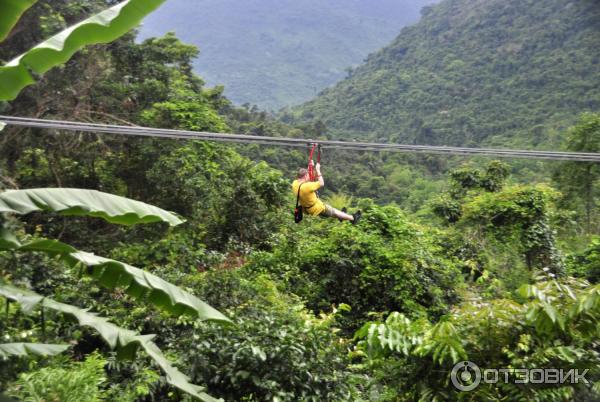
[2,115,600,162]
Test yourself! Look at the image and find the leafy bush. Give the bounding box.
[146,142,288,250]
[181,271,364,401]
[567,237,600,283]
[461,184,564,273]
[354,273,600,401]
[247,202,463,330]
[430,194,462,223]
[189,307,362,401]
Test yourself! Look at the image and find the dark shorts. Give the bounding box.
[319,204,336,218]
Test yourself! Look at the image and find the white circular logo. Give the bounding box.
[451,360,481,391]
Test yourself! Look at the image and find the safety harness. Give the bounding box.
[307,143,322,181]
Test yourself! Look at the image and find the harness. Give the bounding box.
[307,143,322,181]
[308,142,322,201]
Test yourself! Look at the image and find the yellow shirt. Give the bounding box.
[292,179,325,216]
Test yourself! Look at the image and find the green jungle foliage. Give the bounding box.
[1,0,600,401]
[554,113,600,233]
[0,0,166,101]
[246,202,463,330]
[288,0,600,148]
[354,274,600,401]
[0,188,227,401]
[432,161,565,278]
[8,352,109,402]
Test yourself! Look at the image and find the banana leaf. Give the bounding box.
[0,237,229,323]
[0,0,38,41]
[0,0,165,100]
[0,342,69,359]
[0,283,221,402]
[0,188,183,226]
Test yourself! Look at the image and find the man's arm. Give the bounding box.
[315,163,325,187]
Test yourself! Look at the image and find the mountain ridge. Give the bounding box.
[139,0,439,109]
[288,0,600,148]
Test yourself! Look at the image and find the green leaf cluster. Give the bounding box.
[355,275,600,401]
[178,269,364,401]
[7,352,108,402]
[0,188,226,401]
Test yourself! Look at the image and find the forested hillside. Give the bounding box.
[289,0,600,147]
[1,1,600,401]
[139,0,438,109]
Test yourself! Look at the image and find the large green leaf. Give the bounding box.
[0,0,165,100]
[0,237,229,323]
[0,284,221,402]
[0,342,69,359]
[70,250,229,322]
[0,188,183,226]
[0,0,38,42]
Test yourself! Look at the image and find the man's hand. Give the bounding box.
[315,162,324,186]
[309,160,314,167]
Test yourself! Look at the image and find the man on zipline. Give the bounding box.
[292,160,361,224]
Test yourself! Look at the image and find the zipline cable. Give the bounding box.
[2,115,600,162]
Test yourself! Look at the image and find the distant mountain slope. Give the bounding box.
[139,0,438,110]
[289,0,600,147]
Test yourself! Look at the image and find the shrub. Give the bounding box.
[246,203,463,330]
[176,270,365,401]
[8,352,108,402]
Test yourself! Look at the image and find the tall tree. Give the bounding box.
[554,113,600,233]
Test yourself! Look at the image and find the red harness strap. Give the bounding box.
[308,143,317,181]
[306,143,322,199]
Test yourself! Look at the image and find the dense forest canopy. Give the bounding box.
[288,0,600,148]
[139,0,439,109]
[1,0,600,401]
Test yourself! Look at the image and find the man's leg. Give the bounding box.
[332,207,354,221]
[323,204,354,221]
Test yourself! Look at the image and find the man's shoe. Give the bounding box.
[351,210,362,225]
